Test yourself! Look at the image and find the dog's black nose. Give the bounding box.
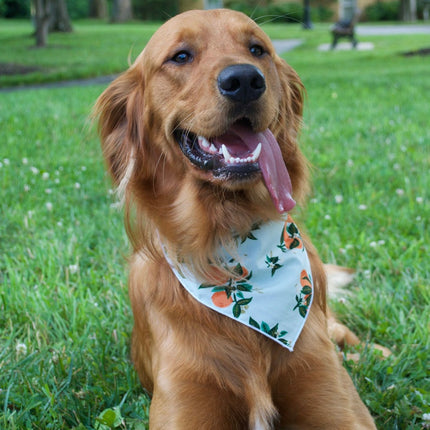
[217,64,266,104]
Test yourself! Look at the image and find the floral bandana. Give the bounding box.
[165,216,313,351]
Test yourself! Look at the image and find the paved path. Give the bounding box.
[356,24,430,35]
[320,24,430,51]
[0,74,118,93]
[318,41,375,51]
[272,39,303,54]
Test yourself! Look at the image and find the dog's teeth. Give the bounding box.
[221,143,262,165]
[251,143,262,162]
[198,136,210,149]
[221,144,233,163]
[198,136,219,155]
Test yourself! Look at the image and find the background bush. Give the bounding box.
[226,1,334,23]
[0,0,29,18]
[68,0,90,19]
[364,0,400,21]
[0,0,89,19]
[226,1,303,23]
[132,0,178,21]
[311,4,334,22]
[0,0,427,22]
[0,0,178,20]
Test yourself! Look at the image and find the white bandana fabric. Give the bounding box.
[166,216,313,351]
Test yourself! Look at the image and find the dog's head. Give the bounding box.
[95,9,308,257]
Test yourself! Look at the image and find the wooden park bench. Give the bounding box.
[331,11,360,49]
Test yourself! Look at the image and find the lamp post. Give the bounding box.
[303,0,312,29]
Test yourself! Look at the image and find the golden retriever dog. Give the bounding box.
[95,9,377,429]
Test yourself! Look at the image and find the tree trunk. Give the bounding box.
[49,0,73,32]
[400,0,417,20]
[34,0,51,47]
[90,0,108,19]
[111,0,133,22]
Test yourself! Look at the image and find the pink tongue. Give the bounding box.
[258,129,296,213]
[215,124,296,213]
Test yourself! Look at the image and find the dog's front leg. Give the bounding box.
[148,375,251,429]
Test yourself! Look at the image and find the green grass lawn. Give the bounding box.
[0,19,161,87]
[1,19,429,429]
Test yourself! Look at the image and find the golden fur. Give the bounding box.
[95,9,376,429]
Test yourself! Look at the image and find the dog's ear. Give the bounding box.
[94,65,144,185]
[273,56,309,203]
[273,55,305,143]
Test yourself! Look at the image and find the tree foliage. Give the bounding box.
[0,0,28,17]
[133,0,177,20]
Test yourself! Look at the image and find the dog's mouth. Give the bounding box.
[175,120,296,213]
[175,121,260,177]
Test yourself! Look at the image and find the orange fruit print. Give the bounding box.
[211,291,234,308]
[200,263,253,314]
[279,216,303,252]
[300,270,312,288]
[293,269,313,317]
[234,264,249,280]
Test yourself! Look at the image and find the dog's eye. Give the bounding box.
[250,44,265,57]
[171,50,193,64]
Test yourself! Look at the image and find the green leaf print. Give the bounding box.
[249,317,260,329]
[261,321,271,333]
[268,323,279,337]
[299,306,307,318]
[248,318,289,343]
[265,255,283,277]
[233,303,241,318]
[236,298,253,306]
[301,286,312,295]
[240,223,261,243]
[287,223,299,236]
[237,283,253,292]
